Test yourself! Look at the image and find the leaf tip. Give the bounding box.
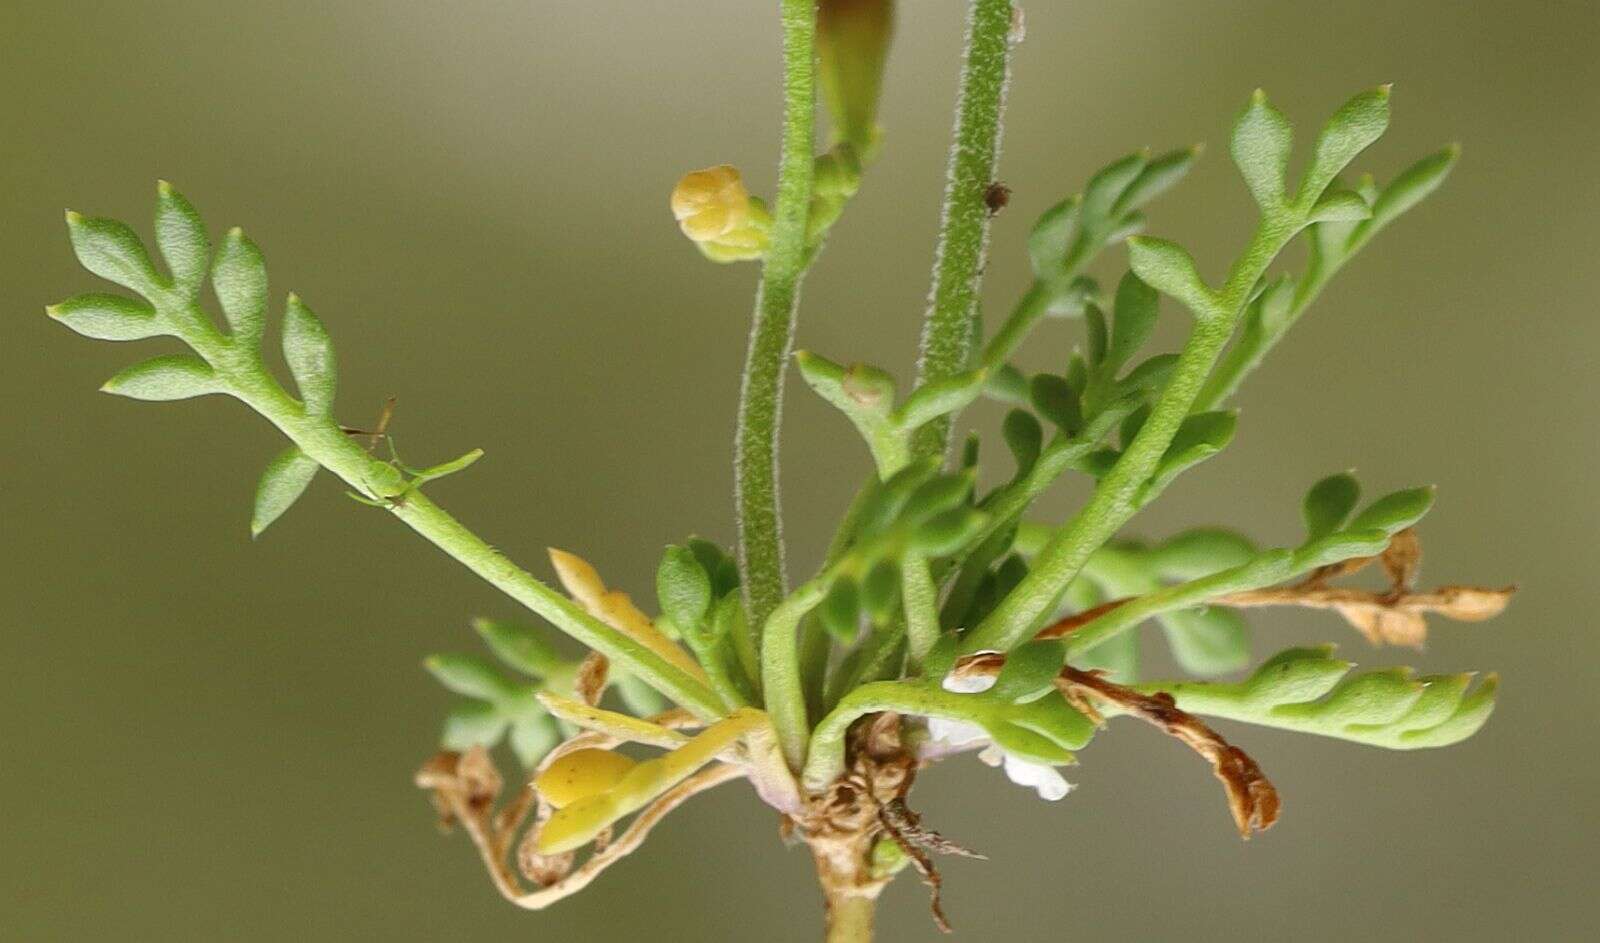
[1444,141,1463,160]
[64,209,84,226]
[156,179,175,196]
[1376,82,1394,99]
[1250,87,1268,105]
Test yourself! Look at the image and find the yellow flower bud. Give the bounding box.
[535,748,638,809]
[671,165,752,242]
[670,166,772,263]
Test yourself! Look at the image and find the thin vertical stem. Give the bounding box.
[824,891,878,943]
[736,0,819,632]
[911,0,1016,460]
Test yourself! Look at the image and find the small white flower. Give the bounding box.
[1000,754,1074,801]
[926,715,988,750]
[977,745,1073,800]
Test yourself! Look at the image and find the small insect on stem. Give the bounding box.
[341,395,398,453]
[983,182,1011,217]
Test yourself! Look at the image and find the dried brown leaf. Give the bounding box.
[1381,527,1422,590]
[1059,668,1279,838]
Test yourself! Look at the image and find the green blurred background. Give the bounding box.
[4,1,1597,939]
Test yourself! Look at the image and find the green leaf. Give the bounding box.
[424,653,515,702]
[991,640,1065,703]
[154,181,210,297]
[1001,409,1042,479]
[1300,86,1391,206]
[1029,374,1081,434]
[982,364,1029,406]
[819,579,861,643]
[1160,607,1250,676]
[1293,528,1390,570]
[1027,196,1081,278]
[1115,353,1178,397]
[1302,471,1361,541]
[903,473,975,524]
[1141,646,1497,749]
[250,445,319,538]
[1347,486,1435,535]
[64,211,163,295]
[687,538,740,598]
[894,369,986,432]
[47,293,163,342]
[1146,528,1258,580]
[656,545,713,632]
[1083,304,1108,366]
[101,353,223,401]
[1082,152,1148,225]
[857,457,940,537]
[1230,89,1294,210]
[1353,144,1459,246]
[911,508,987,557]
[509,713,562,767]
[440,699,509,751]
[1145,410,1237,495]
[1126,236,1213,316]
[1112,146,1200,218]
[210,227,268,344]
[474,618,565,678]
[860,559,900,624]
[282,293,337,415]
[1307,189,1372,224]
[1105,272,1159,373]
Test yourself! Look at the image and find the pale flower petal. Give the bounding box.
[1001,754,1074,801]
[926,716,989,750]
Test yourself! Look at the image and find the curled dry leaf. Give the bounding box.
[1059,668,1279,837]
[1026,529,1514,650]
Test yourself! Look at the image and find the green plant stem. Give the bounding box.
[911,0,1015,460]
[736,0,819,633]
[804,680,971,790]
[1062,550,1292,656]
[963,219,1299,653]
[171,319,725,722]
[763,576,832,771]
[1194,251,1338,411]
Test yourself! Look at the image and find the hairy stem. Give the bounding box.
[963,219,1299,653]
[736,0,819,631]
[911,0,1015,460]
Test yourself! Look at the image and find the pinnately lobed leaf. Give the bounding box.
[154,180,211,298]
[1299,85,1391,206]
[101,353,224,401]
[1302,471,1361,541]
[251,446,320,538]
[281,293,337,415]
[47,293,163,342]
[64,211,164,296]
[1126,236,1213,316]
[1142,646,1497,749]
[1230,89,1294,210]
[210,227,268,344]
